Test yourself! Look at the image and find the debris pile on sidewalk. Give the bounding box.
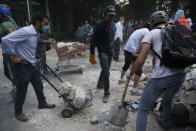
[153,67,196,130]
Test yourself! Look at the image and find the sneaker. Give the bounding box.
[102,94,110,103]
[15,113,28,122]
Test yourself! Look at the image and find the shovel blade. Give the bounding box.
[108,106,129,127]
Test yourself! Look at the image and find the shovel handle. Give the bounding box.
[120,71,134,105]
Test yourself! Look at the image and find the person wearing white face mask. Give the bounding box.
[36,16,53,74]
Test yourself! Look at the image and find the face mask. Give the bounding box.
[41,25,49,32]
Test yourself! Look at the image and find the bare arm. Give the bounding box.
[132,42,151,73]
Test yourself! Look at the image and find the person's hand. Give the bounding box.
[89,54,97,65]
[120,38,123,43]
[11,54,22,63]
[48,38,55,44]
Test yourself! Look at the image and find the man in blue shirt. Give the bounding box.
[1,13,55,122]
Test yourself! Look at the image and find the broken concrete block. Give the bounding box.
[59,81,73,97]
[72,86,86,109]
[90,116,99,124]
[184,91,196,105]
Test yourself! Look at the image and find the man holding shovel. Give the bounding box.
[89,5,116,103]
[132,11,185,130]
[119,23,150,95]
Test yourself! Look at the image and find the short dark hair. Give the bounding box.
[143,22,150,29]
[31,12,47,25]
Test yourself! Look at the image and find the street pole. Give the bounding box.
[27,0,31,22]
[45,0,50,18]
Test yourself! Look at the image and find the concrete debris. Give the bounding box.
[72,86,86,109]
[90,116,99,124]
[1,83,10,88]
[59,81,86,109]
[190,69,196,87]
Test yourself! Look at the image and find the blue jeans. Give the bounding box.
[136,73,185,131]
[97,52,112,95]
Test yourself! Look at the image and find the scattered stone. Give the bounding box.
[90,116,99,124]
[1,84,10,88]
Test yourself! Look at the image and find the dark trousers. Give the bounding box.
[97,52,112,95]
[3,54,14,81]
[14,63,46,115]
[122,50,142,76]
[114,38,121,60]
[37,46,48,74]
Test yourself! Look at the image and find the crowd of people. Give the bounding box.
[0,3,196,131]
[89,5,195,131]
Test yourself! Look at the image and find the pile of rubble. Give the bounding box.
[56,42,86,60]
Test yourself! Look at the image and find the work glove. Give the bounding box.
[11,54,22,63]
[89,54,97,65]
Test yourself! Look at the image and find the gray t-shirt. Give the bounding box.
[142,27,184,78]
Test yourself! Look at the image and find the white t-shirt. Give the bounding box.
[124,28,149,53]
[114,21,123,41]
[142,27,184,78]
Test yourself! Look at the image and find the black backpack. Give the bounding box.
[151,24,196,68]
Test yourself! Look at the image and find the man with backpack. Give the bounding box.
[132,10,196,130]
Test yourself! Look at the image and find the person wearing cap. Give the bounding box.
[89,5,116,103]
[133,11,185,131]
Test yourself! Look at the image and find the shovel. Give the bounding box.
[108,70,134,127]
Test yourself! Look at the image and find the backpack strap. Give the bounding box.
[151,47,162,60]
[150,26,164,66]
[151,47,163,66]
[153,27,163,30]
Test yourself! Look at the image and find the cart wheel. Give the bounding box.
[61,108,73,118]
